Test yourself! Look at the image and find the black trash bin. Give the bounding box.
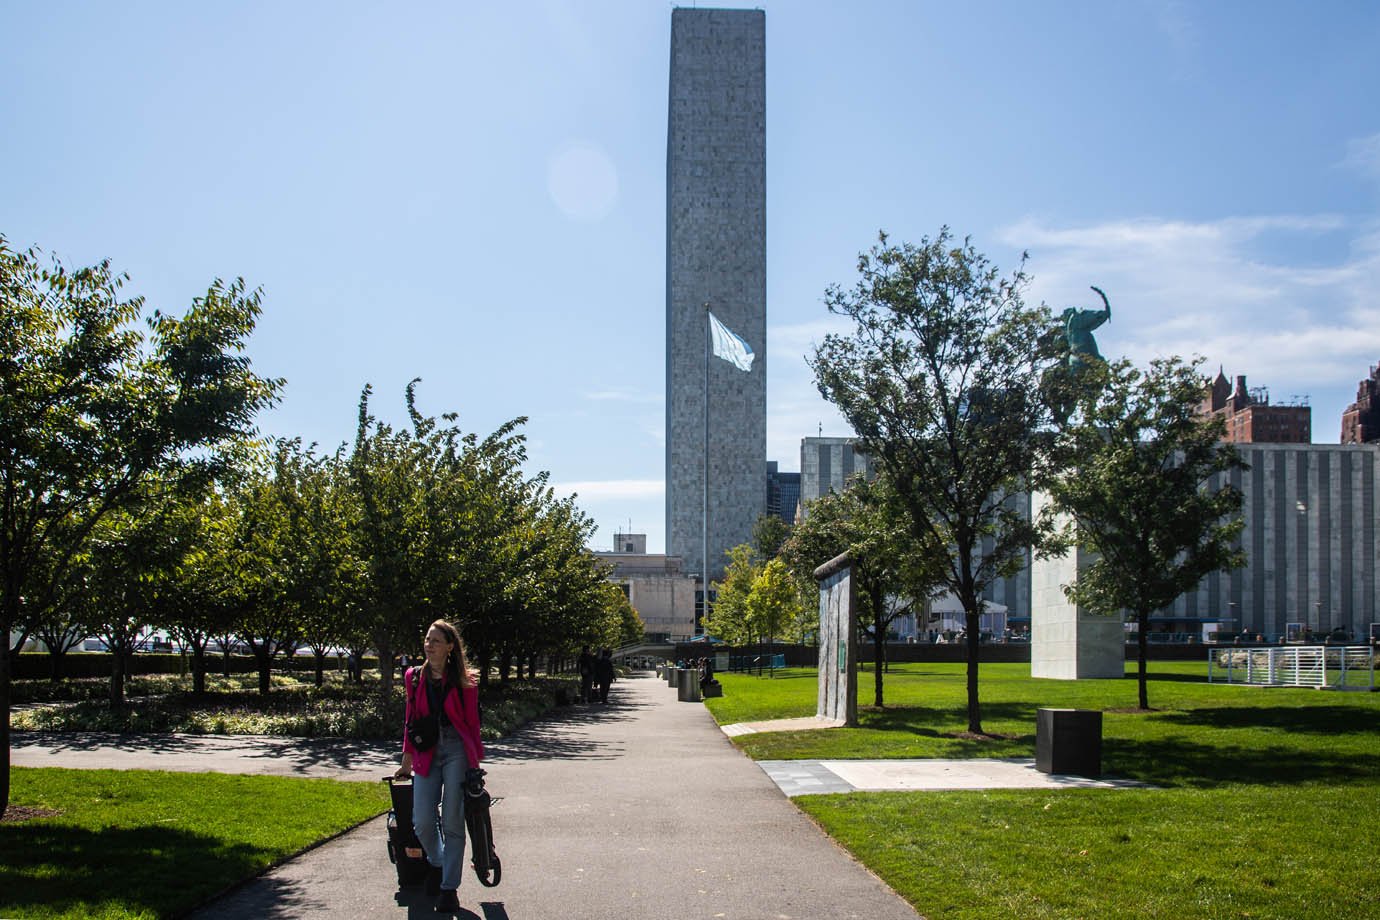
[1035,708,1102,777]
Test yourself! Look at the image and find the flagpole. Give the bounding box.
[702,302,710,626]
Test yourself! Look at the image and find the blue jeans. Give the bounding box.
[412,735,468,891]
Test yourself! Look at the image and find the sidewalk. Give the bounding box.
[13,730,396,781]
[14,674,921,919]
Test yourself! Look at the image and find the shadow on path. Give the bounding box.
[12,730,211,755]
[485,693,648,763]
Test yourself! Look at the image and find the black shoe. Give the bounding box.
[425,865,441,897]
[435,888,460,913]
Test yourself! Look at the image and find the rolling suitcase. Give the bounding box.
[384,776,431,888]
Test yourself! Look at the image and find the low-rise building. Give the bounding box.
[593,533,697,640]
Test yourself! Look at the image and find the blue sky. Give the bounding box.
[5,2,1379,553]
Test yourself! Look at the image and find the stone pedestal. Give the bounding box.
[1031,493,1125,680]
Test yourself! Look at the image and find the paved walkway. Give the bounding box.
[18,674,923,919]
[718,716,1152,798]
[13,730,396,780]
[757,759,1152,797]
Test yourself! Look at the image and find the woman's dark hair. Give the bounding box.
[427,619,472,688]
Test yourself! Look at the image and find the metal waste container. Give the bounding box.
[676,667,702,702]
[1035,708,1102,777]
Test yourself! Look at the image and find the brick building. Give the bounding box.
[1340,363,1380,444]
[1198,369,1310,444]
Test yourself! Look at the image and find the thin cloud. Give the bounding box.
[583,388,663,405]
[1002,215,1380,408]
[1341,132,1380,181]
[552,478,664,500]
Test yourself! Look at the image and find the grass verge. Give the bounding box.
[798,782,1380,920]
[709,662,1380,919]
[0,767,389,920]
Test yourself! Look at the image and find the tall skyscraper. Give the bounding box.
[665,8,767,583]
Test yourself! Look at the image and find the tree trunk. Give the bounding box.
[313,652,326,687]
[499,650,512,683]
[1,596,13,819]
[253,645,272,695]
[965,610,982,734]
[191,646,207,695]
[479,649,491,689]
[870,581,885,707]
[1137,611,1150,710]
[110,648,127,711]
[873,627,886,706]
[377,639,394,694]
[48,647,65,682]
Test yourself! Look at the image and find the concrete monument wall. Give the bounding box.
[815,554,858,726]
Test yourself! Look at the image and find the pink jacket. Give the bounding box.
[402,666,485,776]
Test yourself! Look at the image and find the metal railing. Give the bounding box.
[1208,645,1375,689]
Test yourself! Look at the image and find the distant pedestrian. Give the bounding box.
[594,648,615,703]
[578,646,596,703]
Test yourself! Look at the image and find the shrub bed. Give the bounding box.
[13,651,379,681]
[11,671,580,741]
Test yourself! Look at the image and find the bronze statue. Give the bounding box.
[1062,286,1110,369]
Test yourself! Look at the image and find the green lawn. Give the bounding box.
[707,662,1380,919]
[0,767,389,920]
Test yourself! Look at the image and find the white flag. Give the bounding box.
[708,311,754,372]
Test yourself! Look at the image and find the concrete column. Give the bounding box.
[1030,492,1125,679]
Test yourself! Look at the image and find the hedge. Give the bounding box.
[12,652,381,681]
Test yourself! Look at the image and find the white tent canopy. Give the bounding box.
[927,592,1008,615]
[924,592,1010,638]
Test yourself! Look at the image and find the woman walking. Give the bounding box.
[396,620,485,914]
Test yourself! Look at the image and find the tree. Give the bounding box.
[704,544,759,646]
[811,229,1056,733]
[161,485,240,695]
[73,472,210,708]
[752,513,791,560]
[30,607,87,681]
[349,386,431,694]
[743,559,801,677]
[0,238,279,818]
[1044,357,1246,709]
[292,447,362,687]
[220,451,304,696]
[783,475,944,706]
